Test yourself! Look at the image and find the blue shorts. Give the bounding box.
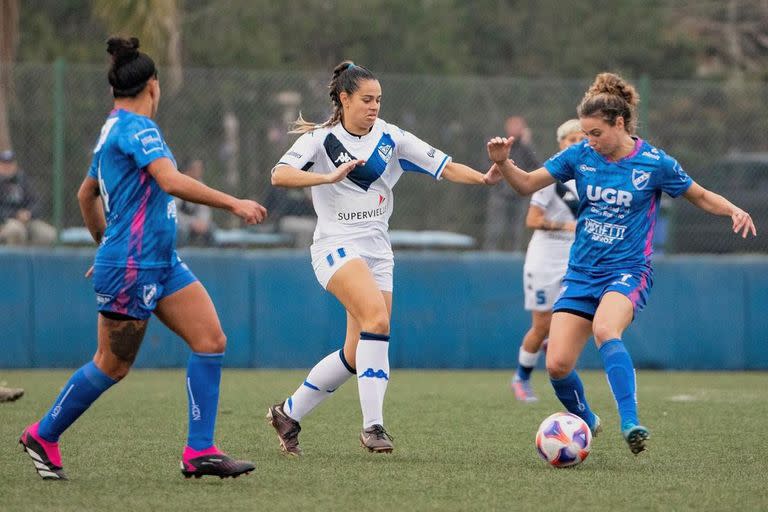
[552,266,653,320]
[92,258,198,320]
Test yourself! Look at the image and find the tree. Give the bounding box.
[91,0,183,94]
[0,0,20,151]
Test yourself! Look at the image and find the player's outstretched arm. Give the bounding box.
[77,176,107,244]
[683,181,757,238]
[487,137,555,195]
[147,157,267,224]
[440,161,502,185]
[271,160,365,188]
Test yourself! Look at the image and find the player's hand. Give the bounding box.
[487,136,515,164]
[731,207,756,238]
[85,265,94,279]
[483,164,503,185]
[325,159,365,184]
[231,199,268,224]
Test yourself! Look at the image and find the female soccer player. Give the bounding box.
[19,37,267,480]
[511,119,584,403]
[267,61,501,455]
[488,72,756,454]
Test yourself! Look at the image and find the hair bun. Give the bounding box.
[106,37,141,65]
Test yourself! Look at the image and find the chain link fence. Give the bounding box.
[3,62,767,253]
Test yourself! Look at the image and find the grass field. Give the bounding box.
[1,369,767,511]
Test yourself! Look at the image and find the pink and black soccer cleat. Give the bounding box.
[181,446,255,479]
[19,422,67,480]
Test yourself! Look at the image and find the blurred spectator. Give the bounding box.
[175,159,217,246]
[0,150,57,245]
[263,185,316,248]
[483,117,540,250]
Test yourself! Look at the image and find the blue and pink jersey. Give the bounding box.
[544,138,693,272]
[87,109,178,269]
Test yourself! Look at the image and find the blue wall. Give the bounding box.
[0,248,765,370]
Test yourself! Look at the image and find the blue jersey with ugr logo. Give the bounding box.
[544,138,693,271]
[87,109,178,268]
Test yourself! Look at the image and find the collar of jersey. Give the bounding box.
[595,137,644,164]
[337,121,375,141]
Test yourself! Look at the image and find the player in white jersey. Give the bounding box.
[266,60,501,455]
[511,120,584,402]
[489,73,756,455]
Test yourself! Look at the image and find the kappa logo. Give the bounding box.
[427,147,436,158]
[335,152,353,164]
[632,169,651,190]
[377,144,393,163]
[142,284,158,307]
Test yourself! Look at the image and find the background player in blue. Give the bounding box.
[19,37,267,480]
[267,61,502,455]
[487,72,756,455]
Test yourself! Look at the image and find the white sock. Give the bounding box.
[284,349,355,421]
[518,346,540,368]
[356,332,390,429]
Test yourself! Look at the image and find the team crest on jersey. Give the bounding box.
[377,144,393,163]
[142,284,158,307]
[632,169,651,190]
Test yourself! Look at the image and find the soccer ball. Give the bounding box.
[535,412,592,468]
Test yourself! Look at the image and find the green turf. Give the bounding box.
[1,369,767,511]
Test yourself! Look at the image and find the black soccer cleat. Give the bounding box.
[181,452,255,479]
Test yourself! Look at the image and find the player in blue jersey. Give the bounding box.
[488,72,756,455]
[19,37,267,480]
[266,61,502,455]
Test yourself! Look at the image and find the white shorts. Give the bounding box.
[524,266,566,311]
[311,239,394,292]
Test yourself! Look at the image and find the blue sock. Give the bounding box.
[186,352,224,450]
[516,365,534,381]
[37,361,117,442]
[550,371,596,428]
[599,339,638,429]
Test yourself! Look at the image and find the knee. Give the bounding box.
[546,358,574,380]
[592,321,620,346]
[360,313,389,336]
[193,330,227,354]
[529,323,550,341]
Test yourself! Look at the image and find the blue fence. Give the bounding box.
[1,248,766,370]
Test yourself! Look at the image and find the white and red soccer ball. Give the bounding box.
[535,412,592,467]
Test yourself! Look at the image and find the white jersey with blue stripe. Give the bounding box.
[276,118,451,245]
[544,138,693,271]
[87,109,178,268]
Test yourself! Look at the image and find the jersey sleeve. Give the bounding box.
[393,128,451,180]
[87,155,98,179]
[119,117,174,170]
[276,131,321,172]
[529,183,555,210]
[658,153,693,198]
[543,144,578,182]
